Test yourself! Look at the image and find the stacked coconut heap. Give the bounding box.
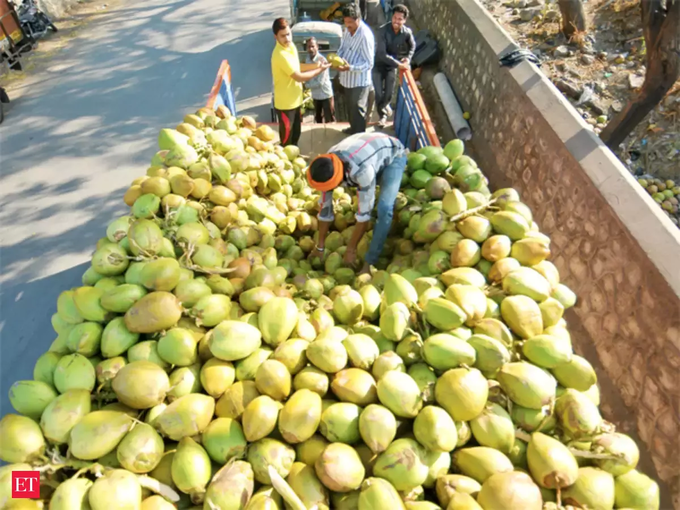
[0,105,661,510]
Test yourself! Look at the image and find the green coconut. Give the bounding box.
[413,405,457,452]
[69,411,132,460]
[470,403,515,454]
[88,469,141,510]
[124,291,183,333]
[242,395,281,442]
[92,243,130,276]
[320,402,361,444]
[48,477,93,510]
[373,438,429,491]
[434,367,488,421]
[452,447,514,484]
[201,417,248,464]
[477,471,543,510]
[555,388,602,439]
[376,371,423,418]
[315,442,365,493]
[358,477,405,509]
[73,286,110,322]
[116,422,164,473]
[422,333,476,371]
[247,438,296,485]
[0,414,46,463]
[551,354,597,391]
[33,351,63,386]
[112,360,170,409]
[561,467,615,510]
[527,432,578,489]
[614,469,660,510]
[54,353,96,393]
[8,380,58,420]
[497,362,556,410]
[155,393,216,441]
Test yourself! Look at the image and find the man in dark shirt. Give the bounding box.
[373,4,416,128]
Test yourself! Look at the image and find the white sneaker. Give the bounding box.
[385,105,393,118]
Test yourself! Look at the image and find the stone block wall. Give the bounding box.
[407,0,680,506]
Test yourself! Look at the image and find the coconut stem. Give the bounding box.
[449,198,498,223]
[535,403,555,434]
[268,466,307,510]
[568,450,626,461]
[515,429,532,443]
[137,475,181,503]
[556,485,562,507]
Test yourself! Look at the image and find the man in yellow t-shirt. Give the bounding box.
[271,18,330,146]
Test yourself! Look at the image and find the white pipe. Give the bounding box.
[433,72,472,141]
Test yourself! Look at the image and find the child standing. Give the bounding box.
[305,38,336,124]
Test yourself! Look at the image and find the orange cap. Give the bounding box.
[306,153,344,192]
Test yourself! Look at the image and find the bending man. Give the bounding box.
[306,132,407,274]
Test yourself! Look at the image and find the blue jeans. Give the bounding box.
[365,155,407,265]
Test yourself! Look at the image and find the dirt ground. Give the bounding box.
[481,0,680,225]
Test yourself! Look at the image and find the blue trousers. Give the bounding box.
[365,155,407,265]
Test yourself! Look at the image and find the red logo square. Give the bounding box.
[11,471,40,499]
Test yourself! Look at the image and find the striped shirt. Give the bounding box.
[305,53,334,100]
[337,21,375,89]
[318,133,405,223]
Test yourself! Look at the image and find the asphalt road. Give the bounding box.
[0,0,288,417]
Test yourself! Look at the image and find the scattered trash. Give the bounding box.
[628,74,644,90]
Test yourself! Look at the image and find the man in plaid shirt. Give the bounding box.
[306,132,407,274]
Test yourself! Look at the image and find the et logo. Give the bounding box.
[11,471,40,499]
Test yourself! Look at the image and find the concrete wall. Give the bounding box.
[407,0,680,506]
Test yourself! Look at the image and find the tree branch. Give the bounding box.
[600,0,680,148]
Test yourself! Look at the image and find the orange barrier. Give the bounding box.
[394,68,440,149]
[206,60,236,115]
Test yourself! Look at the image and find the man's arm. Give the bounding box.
[277,52,329,83]
[300,61,320,72]
[291,65,329,83]
[405,29,416,63]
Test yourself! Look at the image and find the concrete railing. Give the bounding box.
[407,0,680,506]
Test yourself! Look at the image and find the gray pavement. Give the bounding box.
[0,0,288,417]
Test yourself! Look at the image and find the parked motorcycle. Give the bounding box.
[14,0,56,43]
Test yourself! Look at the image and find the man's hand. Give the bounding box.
[320,61,332,70]
[358,262,371,275]
[337,64,351,72]
[343,248,357,266]
[398,61,410,71]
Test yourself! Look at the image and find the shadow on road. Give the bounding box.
[0,0,287,287]
[0,0,288,411]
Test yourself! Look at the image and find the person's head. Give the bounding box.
[307,154,344,192]
[342,4,361,34]
[306,37,318,58]
[391,4,409,32]
[272,18,292,47]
